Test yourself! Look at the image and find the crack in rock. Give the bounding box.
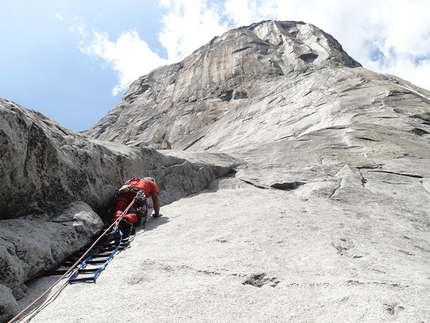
[240,179,267,189]
[357,169,367,187]
[410,127,430,136]
[270,181,305,191]
[242,273,280,288]
[239,180,305,191]
[369,170,423,179]
[328,180,342,199]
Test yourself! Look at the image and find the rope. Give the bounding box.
[17,278,69,323]
[68,227,124,283]
[8,198,137,323]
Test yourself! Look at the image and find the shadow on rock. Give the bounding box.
[140,216,169,232]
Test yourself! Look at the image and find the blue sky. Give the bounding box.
[1,0,429,131]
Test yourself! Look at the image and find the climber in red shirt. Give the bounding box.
[112,177,163,229]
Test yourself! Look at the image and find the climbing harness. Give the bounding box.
[135,190,149,228]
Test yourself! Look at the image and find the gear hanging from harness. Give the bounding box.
[113,180,151,228]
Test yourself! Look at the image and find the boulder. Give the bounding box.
[0,285,18,323]
[0,201,103,311]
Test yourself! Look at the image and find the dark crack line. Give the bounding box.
[328,179,342,199]
[356,137,382,142]
[356,164,383,170]
[357,169,367,187]
[270,181,305,190]
[183,135,205,151]
[369,170,423,179]
[239,179,268,189]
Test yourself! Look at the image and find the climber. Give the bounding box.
[112,177,163,230]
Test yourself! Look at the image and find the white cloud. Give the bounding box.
[55,13,64,21]
[76,0,430,95]
[222,0,430,91]
[353,0,430,90]
[75,0,232,96]
[158,0,230,62]
[80,30,169,96]
[223,0,282,26]
[69,15,88,38]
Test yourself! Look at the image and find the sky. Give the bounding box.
[1,0,429,131]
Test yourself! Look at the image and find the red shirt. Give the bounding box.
[125,178,159,197]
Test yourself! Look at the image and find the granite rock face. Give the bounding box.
[0,99,239,322]
[80,20,430,322]
[0,99,238,220]
[3,20,430,322]
[86,20,361,149]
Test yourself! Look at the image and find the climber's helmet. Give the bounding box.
[144,177,156,183]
